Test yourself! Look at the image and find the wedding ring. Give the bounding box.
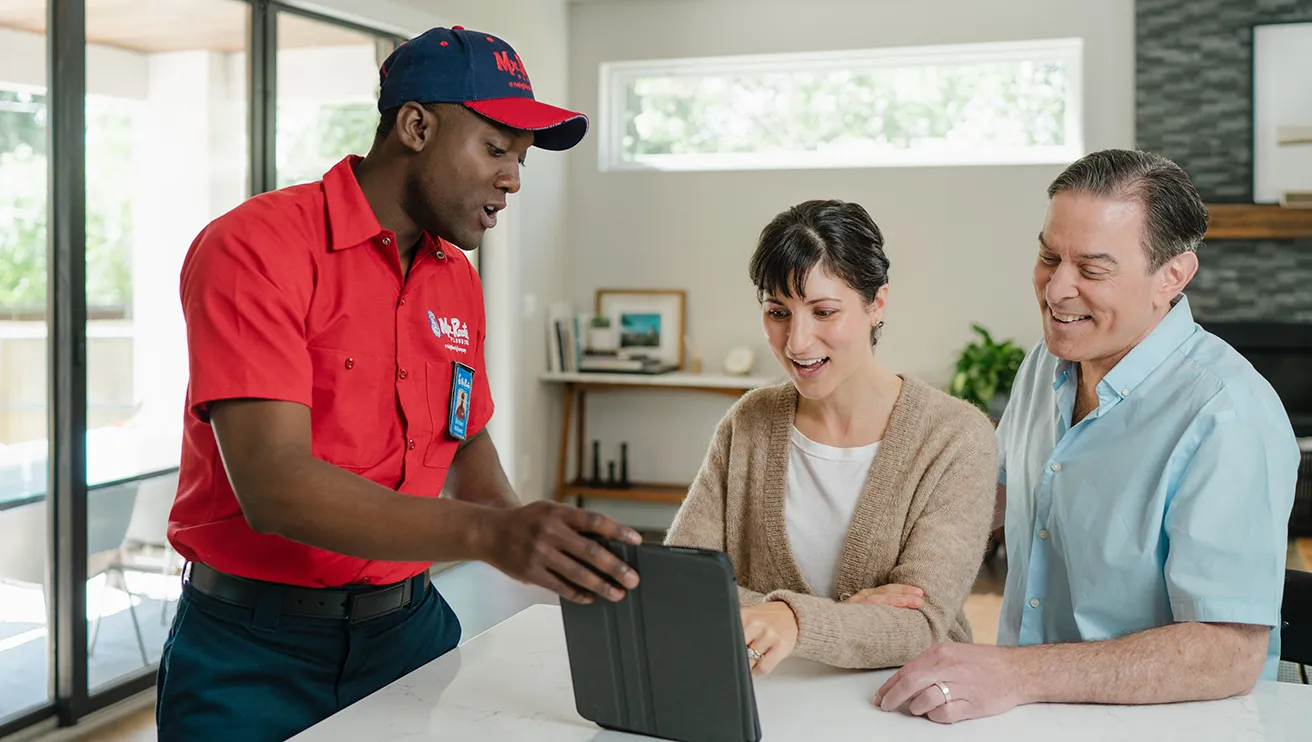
[934,681,951,703]
[746,646,762,663]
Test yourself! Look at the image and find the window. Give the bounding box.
[276,14,400,188]
[83,0,250,692]
[0,20,51,728]
[599,38,1083,172]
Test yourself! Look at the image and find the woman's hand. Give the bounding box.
[741,601,799,675]
[842,583,924,608]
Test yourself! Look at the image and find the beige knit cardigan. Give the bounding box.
[665,375,997,669]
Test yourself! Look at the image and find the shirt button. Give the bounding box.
[345,357,354,370]
[435,250,445,260]
[407,439,416,450]
[1039,529,1049,540]
[360,577,372,584]
[1120,388,1130,397]
[1050,462,1061,472]
[399,297,406,306]
[381,237,392,246]
[1030,598,1041,609]
[398,369,408,380]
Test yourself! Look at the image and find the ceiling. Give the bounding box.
[0,0,381,53]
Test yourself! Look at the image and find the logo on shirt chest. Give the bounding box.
[428,310,470,354]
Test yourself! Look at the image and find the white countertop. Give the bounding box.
[292,604,1311,741]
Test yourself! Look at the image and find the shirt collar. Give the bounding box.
[1100,294,1197,399]
[323,155,385,251]
[321,155,452,260]
[1051,294,1197,398]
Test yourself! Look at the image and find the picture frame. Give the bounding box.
[595,289,687,368]
[1252,20,1312,205]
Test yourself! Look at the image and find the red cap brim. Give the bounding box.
[464,98,589,151]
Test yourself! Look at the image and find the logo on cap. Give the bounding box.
[493,50,532,92]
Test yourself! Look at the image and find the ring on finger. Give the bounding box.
[746,646,763,663]
[934,681,951,703]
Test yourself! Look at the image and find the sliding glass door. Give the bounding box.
[0,1,52,727]
[0,1,404,736]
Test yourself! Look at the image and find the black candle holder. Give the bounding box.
[590,439,602,486]
[619,442,631,489]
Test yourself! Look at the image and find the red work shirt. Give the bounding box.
[168,155,494,587]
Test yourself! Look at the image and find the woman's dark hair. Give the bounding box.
[749,199,890,345]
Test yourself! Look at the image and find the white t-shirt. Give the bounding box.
[784,426,880,598]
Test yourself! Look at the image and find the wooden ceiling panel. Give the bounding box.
[0,0,380,53]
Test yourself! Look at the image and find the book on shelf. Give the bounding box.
[545,303,584,373]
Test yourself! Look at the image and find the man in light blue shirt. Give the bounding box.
[876,149,1298,724]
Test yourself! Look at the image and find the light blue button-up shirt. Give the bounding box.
[996,295,1298,680]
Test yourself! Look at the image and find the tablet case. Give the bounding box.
[560,540,763,742]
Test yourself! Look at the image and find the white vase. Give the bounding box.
[589,327,616,352]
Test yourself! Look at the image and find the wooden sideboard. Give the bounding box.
[540,371,776,505]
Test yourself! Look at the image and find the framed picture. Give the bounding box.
[1252,21,1312,204]
[595,289,686,368]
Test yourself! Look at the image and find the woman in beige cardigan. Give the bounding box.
[666,199,997,674]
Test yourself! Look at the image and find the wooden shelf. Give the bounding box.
[1205,204,1312,240]
[561,480,689,505]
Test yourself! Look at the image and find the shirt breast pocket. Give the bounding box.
[424,360,459,470]
[308,347,395,469]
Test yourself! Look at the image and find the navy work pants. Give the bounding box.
[155,574,461,742]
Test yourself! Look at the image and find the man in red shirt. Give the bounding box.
[156,27,641,741]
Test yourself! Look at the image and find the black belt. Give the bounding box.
[185,562,430,624]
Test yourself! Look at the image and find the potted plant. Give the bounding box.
[949,324,1027,422]
[587,314,616,353]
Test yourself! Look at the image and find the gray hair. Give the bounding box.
[1047,149,1209,272]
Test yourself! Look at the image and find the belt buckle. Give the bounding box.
[347,582,407,624]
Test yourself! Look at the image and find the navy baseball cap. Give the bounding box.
[378,26,588,151]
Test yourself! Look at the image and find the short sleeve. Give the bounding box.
[179,220,313,421]
[1163,405,1298,627]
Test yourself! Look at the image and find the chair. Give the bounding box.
[1281,569,1312,683]
[110,472,182,625]
[0,482,146,665]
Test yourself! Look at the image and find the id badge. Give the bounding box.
[448,362,475,441]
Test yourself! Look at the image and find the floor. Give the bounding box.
[0,571,178,726]
[42,539,1312,742]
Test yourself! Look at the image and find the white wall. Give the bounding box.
[566,0,1135,528]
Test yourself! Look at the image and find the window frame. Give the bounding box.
[598,37,1085,173]
[0,1,409,737]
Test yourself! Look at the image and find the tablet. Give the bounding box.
[560,539,762,742]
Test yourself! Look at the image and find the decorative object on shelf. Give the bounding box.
[1253,21,1312,205]
[1281,190,1312,209]
[684,334,703,373]
[948,324,1026,422]
[586,314,617,352]
[607,460,617,487]
[547,373,772,506]
[619,442,630,489]
[595,288,686,369]
[723,346,756,376]
[590,439,602,486]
